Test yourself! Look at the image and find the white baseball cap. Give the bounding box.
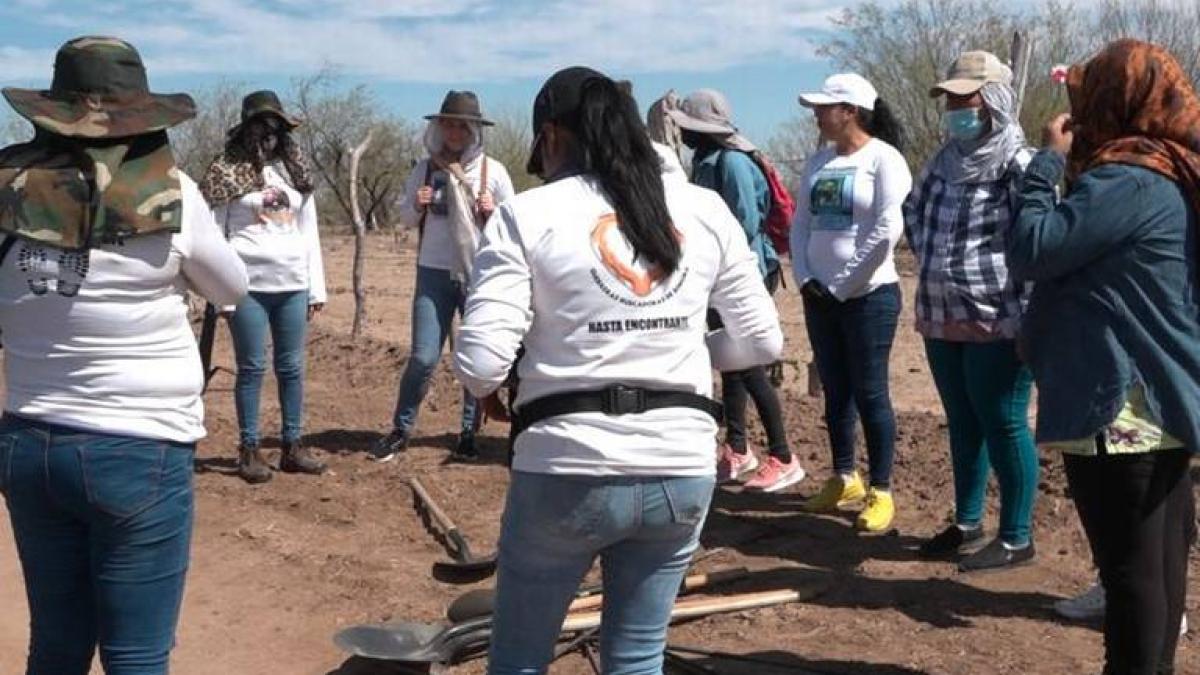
[798,73,878,111]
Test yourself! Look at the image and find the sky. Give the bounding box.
[0,0,858,142]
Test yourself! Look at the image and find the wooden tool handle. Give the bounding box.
[567,566,750,613]
[681,567,750,591]
[410,477,458,533]
[561,588,801,633]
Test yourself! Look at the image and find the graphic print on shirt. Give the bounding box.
[810,167,856,231]
[587,213,691,333]
[16,242,89,298]
[257,187,295,228]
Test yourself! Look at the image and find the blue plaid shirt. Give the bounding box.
[903,149,1032,342]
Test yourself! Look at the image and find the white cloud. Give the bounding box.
[1,0,846,82]
[0,45,54,80]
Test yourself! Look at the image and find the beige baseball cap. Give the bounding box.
[930,51,1013,97]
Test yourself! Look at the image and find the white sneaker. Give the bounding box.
[1054,582,1105,621]
[1054,581,1189,637]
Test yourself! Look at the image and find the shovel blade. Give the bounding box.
[435,552,497,574]
[334,621,447,663]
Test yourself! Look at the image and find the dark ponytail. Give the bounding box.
[572,78,681,276]
[857,98,905,153]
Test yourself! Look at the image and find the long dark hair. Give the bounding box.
[857,98,905,152]
[229,115,314,194]
[570,78,681,276]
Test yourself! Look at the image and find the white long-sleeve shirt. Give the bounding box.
[399,154,515,271]
[0,174,248,443]
[790,139,912,300]
[453,175,782,477]
[212,163,326,304]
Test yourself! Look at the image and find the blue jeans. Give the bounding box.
[488,472,715,675]
[391,266,479,435]
[0,415,194,675]
[803,283,901,488]
[229,290,309,447]
[925,339,1038,546]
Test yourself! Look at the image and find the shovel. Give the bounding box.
[334,588,807,664]
[446,566,750,623]
[410,477,497,576]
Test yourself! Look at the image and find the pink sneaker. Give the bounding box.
[716,444,759,483]
[744,455,806,492]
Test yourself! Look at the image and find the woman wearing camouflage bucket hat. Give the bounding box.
[200,90,328,484]
[0,36,248,673]
[372,90,515,463]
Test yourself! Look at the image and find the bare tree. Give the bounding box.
[763,114,820,190]
[815,0,1200,169]
[291,70,420,233]
[289,71,421,339]
[483,108,539,193]
[348,130,373,338]
[168,81,244,180]
[820,0,1021,165]
[1094,0,1200,79]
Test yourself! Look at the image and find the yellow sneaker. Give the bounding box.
[856,488,895,533]
[802,473,866,513]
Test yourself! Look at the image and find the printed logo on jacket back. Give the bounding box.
[588,213,688,308]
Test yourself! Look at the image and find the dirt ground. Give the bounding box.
[0,233,1196,674]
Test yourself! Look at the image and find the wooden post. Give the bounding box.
[349,130,374,339]
[1010,30,1034,117]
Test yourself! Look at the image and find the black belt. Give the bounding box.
[511,385,723,439]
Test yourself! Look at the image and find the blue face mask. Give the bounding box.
[943,107,986,141]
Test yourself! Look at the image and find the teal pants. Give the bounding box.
[924,339,1038,546]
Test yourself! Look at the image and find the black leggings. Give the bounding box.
[707,269,790,462]
[1064,447,1195,675]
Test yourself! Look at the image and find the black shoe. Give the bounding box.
[369,429,407,463]
[958,538,1035,573]
[918,524,984,560]
[452,433,479,461]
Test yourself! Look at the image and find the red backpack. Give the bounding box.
[750,151,796,256]
[718,150,796,256]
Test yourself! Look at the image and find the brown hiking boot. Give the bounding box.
[238,443,273,484]
[280,441,326,475]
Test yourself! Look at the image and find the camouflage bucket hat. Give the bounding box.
[2,36,196,139]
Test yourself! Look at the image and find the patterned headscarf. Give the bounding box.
[1067,39,1200,217]
[199,117,314,207]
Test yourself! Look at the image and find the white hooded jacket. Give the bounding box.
[400,123,516,277]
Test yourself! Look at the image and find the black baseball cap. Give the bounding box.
[526,66,608,176]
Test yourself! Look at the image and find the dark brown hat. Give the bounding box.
[240,90,301,127]
[424,90,494,126]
